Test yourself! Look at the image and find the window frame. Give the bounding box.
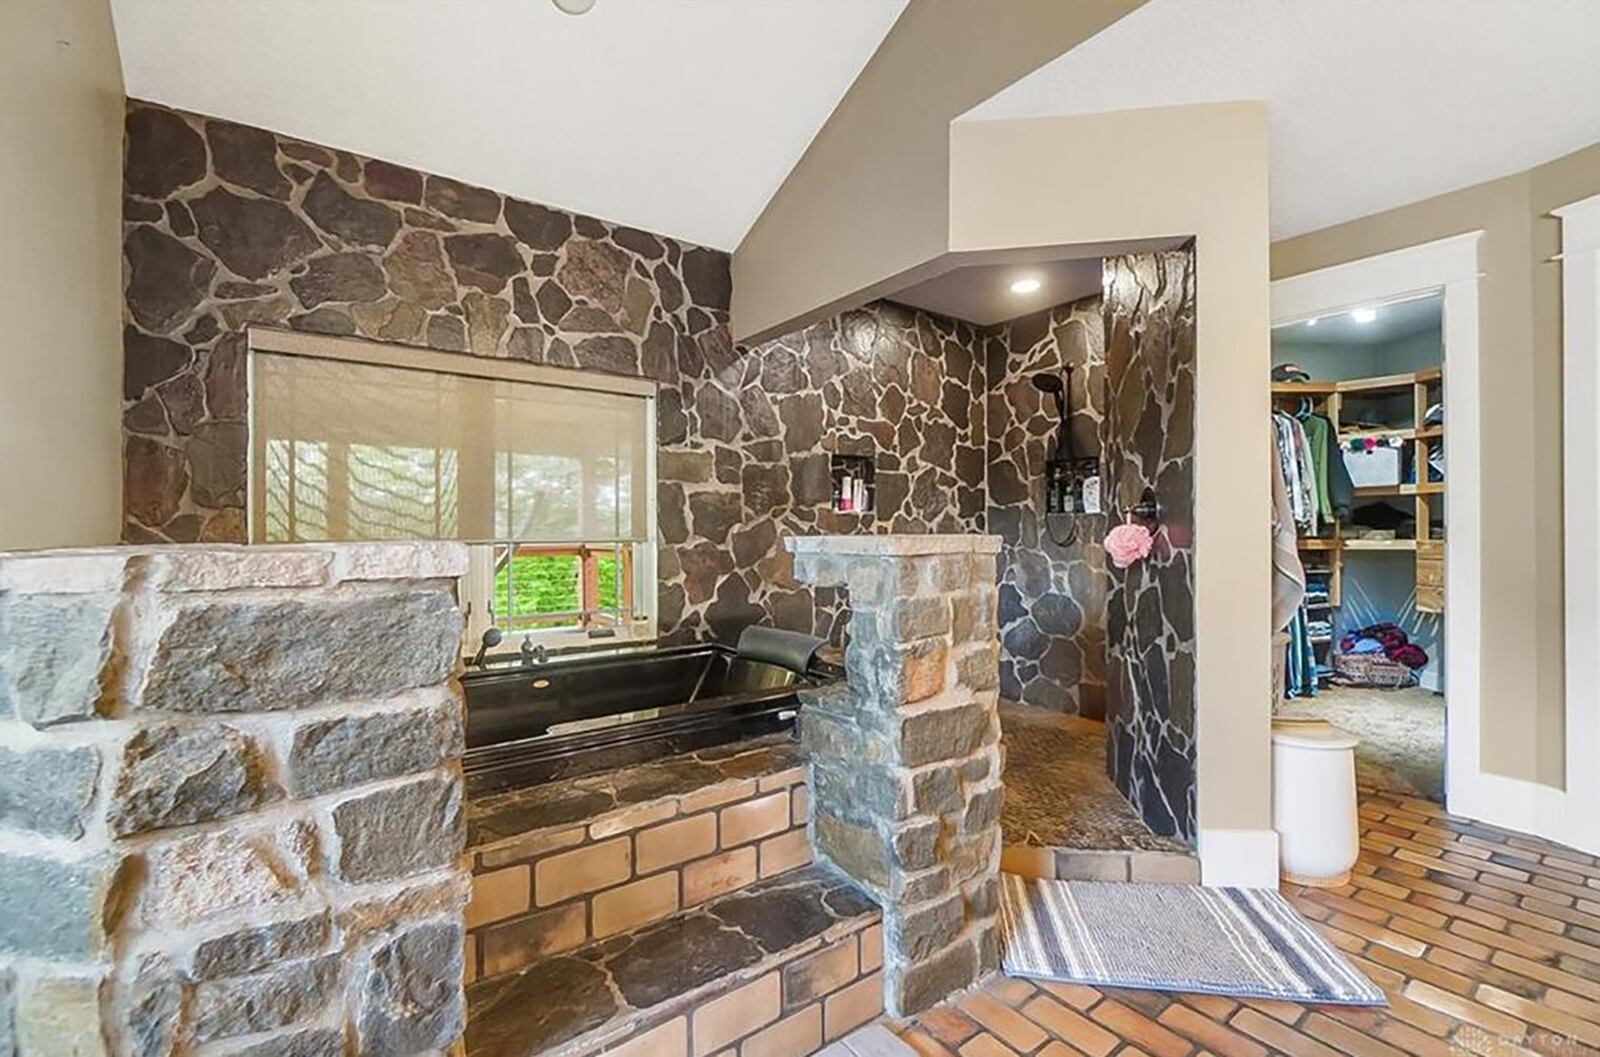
[246,327,659,653]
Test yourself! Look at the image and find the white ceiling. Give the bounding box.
[1274,292,1442,347]
[110,0,906,251]
[963,0,1600,240]
[892,258,1103,327]
[887,238,1188,326]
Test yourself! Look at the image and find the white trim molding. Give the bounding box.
[1553,193,1600,855]
[1273,233,1508,841]
[1199,828,1281,888]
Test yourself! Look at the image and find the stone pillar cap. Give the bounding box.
[784,534,1002,556]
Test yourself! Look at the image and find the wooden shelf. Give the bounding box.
[1353,481,1445,498]
[1296,538,1431,553]
[1275,363,1444,615]
[1272,381,1338,396]
[1339,426,1442,443]
[1336,368,1443,395]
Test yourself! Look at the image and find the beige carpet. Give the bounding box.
[1280,686,1444,801]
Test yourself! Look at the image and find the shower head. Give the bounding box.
[1031,373,1064,395]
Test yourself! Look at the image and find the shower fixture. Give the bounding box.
[1031,367,1101,547]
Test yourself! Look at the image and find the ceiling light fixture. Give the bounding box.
[1350,307,1378,324]
[1305,317,1318,327]
[553,0,595,14]
[1010,277,1042,295]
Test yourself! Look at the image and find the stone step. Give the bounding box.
[463,735,813,986]
[464,864,884,1057]
[1001,843,1201,884]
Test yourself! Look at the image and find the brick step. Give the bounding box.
[464,864,884,1057]
[464,734,812,986]
[1001,843,1201,884]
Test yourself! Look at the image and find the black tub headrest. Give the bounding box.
[736,625,825,675]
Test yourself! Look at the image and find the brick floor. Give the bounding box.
[898,789,1600,1057]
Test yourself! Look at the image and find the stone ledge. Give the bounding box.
[784,535,1002,557]
[0,542,469,595]
[464,864,879,1057]
[467,736,803,853]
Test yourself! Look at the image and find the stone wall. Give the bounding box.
[120,101,985,647]
[1103,249,1199,841]
[0,542,471,1056]
[790,535,1003,1017]
[723,304,988,645]
[985,297,1110,716]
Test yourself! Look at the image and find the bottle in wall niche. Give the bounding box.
[1082,474,1101,515]
[839,473,854,512]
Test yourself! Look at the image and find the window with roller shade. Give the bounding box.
[248,339,655,645]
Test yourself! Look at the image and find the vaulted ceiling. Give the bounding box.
[963,0,1600,239]
[109,0,907,251]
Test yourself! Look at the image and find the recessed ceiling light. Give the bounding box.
[1305,317,1319,327]
[1010,278,1042,295]
[553,0,595,13]
[1351,307,1378,324]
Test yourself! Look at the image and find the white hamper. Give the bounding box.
[1272,718,1361,887]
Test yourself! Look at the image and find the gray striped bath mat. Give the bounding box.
[999,875,1385,1005]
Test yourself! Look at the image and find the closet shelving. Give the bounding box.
[1271,365,1444,615]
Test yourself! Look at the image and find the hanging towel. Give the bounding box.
[1271,423,1306,633]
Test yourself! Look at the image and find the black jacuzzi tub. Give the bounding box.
[462,641,836,795]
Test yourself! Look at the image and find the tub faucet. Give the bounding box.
[471,627,503,669]
[521,638,547,667]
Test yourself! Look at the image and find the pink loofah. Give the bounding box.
[1104,522,1154,568]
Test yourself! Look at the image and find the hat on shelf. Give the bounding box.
[1272,363,1311,383]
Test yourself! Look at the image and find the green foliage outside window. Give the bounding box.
[493,549,626,627]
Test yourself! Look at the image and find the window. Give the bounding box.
[248,331,655,649]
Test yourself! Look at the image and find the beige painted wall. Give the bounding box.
[1273,140,1600,788]
[731,0,1143,344]
[0,0,125,550]
[950,104,1275,852]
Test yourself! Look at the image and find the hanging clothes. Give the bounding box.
[1322,416,1355,519]
[1271,422,1306,633]
[1299,412,1333,525]
[1272,411,1317,534]
[1284,607,1319,699]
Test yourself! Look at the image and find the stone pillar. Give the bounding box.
[787,534,1003,1017]
[0,543,470,1057]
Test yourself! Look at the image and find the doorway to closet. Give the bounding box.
[1271,292,1446,802]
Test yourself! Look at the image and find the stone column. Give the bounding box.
[0,543,470,1057]
[787,534,1003,1017]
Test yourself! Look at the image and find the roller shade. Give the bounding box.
[250,352,649,544]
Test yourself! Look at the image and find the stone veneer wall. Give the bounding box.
[119,101,985,646]
[790,535,1003,1017]
[985,297,1110,717]
[0,543,471,1056]
[1102,249,1199,841]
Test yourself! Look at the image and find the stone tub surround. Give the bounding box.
[465,865,882,1057]
[463,737,813,986]
[787,535,1004,1019]
[0,542,471,1057]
